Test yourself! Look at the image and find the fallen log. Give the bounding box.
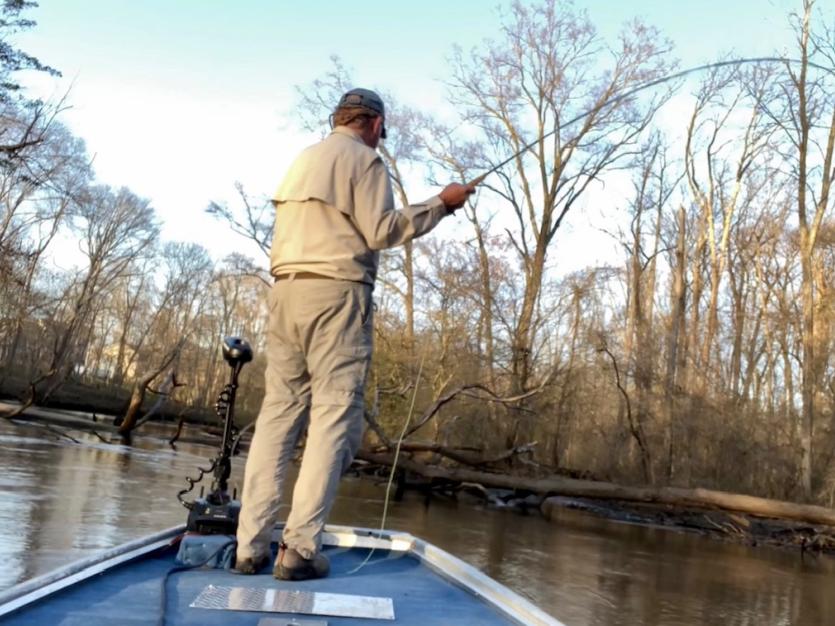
[541,496,835,553]
[355,450,835,528]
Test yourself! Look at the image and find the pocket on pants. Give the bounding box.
[333,344,373,392]
[306,283,373,407]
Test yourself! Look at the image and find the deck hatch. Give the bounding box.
[190,584,395,620]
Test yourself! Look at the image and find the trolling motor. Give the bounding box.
[179,336,253,534]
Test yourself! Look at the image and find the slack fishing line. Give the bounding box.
[467,56,835,187]
[347,351,427,575]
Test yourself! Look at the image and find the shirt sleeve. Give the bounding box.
[352,158,449,251]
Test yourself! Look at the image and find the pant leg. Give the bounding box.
[236,282,310,561]
[282,279,372,558]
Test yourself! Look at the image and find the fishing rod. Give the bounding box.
[466,56,835,187]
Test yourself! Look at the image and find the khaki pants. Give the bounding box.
[236,277,373,560]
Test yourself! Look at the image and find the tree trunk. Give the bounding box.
[511,246,546,396]
[799,252,815,498]
[473,223,495,387]
[117,344,182,439]
[665,204,687,481]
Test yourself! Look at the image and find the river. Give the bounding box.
[1,418,833,625]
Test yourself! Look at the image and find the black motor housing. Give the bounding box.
[186,497,241,535]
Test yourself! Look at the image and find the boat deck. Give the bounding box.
[0,527,561,625]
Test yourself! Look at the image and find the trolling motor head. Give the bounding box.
[182,336,253,535]
[222,336,252,368]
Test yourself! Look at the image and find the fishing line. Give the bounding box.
[347,351,427,575]
[467,56,835,186]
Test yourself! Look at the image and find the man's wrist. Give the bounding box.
[428,194,453,216]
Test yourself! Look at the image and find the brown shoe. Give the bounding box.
[274,543,330,580]
[235,554,269,574]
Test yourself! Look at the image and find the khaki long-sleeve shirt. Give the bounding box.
[270,126,448,285]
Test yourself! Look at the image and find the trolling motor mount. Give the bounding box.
[183,336,253,535]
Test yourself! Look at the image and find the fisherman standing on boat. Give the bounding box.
[235,88,475,580]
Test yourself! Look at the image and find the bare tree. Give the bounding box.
[447,0,674,450]
[757,0,835,498]
[617,134,678,482]
[0,119,91,376]
[683,62,773,392]
[117,242,213,438]
[419,118,498,386]
[12,186,159,413]
[206,181,273,282]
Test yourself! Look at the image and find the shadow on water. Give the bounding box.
[1,419,833,625]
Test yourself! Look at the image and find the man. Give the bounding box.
[235,88,475,580]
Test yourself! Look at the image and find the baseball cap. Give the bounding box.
[337,88,385,117]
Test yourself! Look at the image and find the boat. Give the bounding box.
[0,522,564,625]
[0,338,564,624]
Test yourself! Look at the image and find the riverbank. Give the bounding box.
[0,401,240,449]
[4,400,835,558]
[541,495,835,554]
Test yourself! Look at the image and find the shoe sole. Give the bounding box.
[235,557,270,575]
[273,563,330,581]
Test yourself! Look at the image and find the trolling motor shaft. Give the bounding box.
[212,337,252,495]
[184,336,253,534]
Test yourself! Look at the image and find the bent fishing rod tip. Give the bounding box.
[460,55,835,190]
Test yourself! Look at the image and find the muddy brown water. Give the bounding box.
[1,419,833,625]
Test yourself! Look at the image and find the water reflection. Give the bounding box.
[0,420,833,625]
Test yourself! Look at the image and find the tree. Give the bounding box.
[205,181,273,287]
[28,186,158,409]
[0,120,91,378]
[419,118,498,386]
[759,0,835,498]
[117,242,214,438]
[447,0,674,443]
[616,134,677,482]
[683,62,773,394]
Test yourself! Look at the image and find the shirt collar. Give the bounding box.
[331,125,365,144]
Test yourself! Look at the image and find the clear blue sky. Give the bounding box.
[13,0,803,259]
